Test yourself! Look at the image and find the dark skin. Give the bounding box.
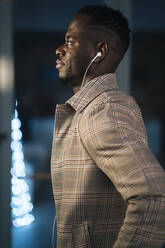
[56,14,123,94]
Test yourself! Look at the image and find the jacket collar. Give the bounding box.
[66,73,118,113]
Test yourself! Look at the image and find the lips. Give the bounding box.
[56,59,65,69]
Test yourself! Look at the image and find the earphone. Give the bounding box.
[81,51,102,89]
[91,51,102,62]
[97,51,102,57]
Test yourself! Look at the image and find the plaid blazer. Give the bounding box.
[51,73,165,248]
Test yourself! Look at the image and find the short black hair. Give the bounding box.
[76,4,131,54]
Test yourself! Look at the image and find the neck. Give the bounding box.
[72,68,114,94]
[72,74,94,94]
[73,86,81,94]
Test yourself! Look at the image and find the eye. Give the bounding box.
[65,40,72,46]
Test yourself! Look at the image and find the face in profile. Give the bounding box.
[56,15,95,87]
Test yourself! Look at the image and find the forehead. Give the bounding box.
[66,14,93,38]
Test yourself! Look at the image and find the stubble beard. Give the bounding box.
[58,66,83,88]
[59,76,82,88]
[58,55,89,88]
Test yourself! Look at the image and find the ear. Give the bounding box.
[94,42,109,62]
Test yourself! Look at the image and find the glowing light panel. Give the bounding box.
[11,101,35,227]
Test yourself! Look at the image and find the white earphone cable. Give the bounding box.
[81,52,101,89]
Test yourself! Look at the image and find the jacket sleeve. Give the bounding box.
[79,99,165,248]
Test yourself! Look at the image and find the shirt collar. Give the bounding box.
[66,73,118,113]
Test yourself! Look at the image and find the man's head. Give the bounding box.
[56,4,130,89]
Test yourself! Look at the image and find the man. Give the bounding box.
[51,4,165,248]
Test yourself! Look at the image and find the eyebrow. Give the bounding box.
[65,35,73,40]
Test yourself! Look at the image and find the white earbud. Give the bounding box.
[96,51,102,57]
[92,52,102,62]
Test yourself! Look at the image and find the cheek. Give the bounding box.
[67,52,80,72]
[73,49,89,68]
[66,46,91,75]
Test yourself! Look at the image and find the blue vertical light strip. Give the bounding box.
[10,101,35,227]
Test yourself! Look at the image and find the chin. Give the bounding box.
[59,75,72,86]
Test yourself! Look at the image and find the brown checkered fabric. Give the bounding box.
[51,73,165,248]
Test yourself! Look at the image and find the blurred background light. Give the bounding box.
[11,118,21,130]
[11,141,23,151]
[11,130,22,141]
[10,101,35,227]
[12,214,35,228]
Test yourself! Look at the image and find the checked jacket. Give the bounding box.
[51,73,165,248]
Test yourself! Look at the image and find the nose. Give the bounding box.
[56,45,66,58]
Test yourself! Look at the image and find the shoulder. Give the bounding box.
[82,88,141,121]
[79,89,148,146]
